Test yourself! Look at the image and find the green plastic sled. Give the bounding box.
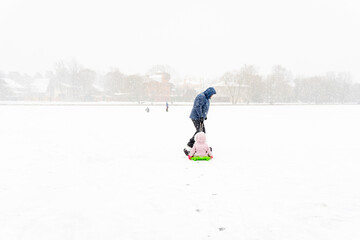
[191,156,212,161]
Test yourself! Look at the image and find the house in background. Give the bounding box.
[0,77,25,100]
[29,78,50,101]
[212,81,249,103]
[145,72,173,102]
[47,78,73,101]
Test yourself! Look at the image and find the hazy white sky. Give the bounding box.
[1,0,359,79]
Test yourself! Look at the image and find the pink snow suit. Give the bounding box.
[189,132,213,157]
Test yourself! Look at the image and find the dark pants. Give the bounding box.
[187,119,206,148]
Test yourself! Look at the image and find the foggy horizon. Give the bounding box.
[0,60,358,83]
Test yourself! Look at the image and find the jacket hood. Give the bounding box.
[195,132,207,144]
[203,87,216,99]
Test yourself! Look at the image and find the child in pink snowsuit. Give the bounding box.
[188,132,213,159]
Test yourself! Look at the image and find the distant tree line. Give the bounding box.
[219,65,359,104]
[1,63,360,104]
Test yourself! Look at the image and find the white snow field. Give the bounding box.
[1,105,360,240]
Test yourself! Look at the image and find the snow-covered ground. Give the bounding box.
[1,105,360,240]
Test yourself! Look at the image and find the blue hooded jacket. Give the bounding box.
[189,87,216,120]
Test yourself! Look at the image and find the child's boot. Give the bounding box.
[183,148,189,156]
